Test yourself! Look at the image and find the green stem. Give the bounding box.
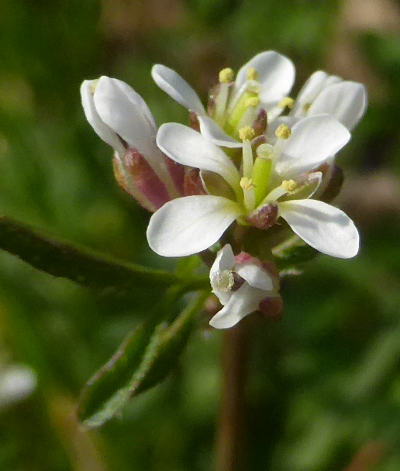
[216,321,249,471]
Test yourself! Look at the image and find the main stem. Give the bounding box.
[215,321,249,471]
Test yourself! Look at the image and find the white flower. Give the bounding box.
[151,51,367,148]
[0,365,36,408]
[81,76,182,211]
[290,70,367,131]
[146,115,359,259]
[209,245,282,329]
[152,51,295,147]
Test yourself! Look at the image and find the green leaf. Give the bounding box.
[78,292,208,428]
[272,234,318,270]
[0,215,208,296]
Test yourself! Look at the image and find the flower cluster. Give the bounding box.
[81,51,367,328]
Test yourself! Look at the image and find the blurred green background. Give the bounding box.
[0,0,400,469]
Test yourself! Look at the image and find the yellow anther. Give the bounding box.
[275,124,291,140]
[240,177,255,191]
[281,179,297,192]
[246,67,258,81]
[278,96,295,109]
[245,96,260,108]
[303,102,311,112]
[219,67,234,83]
[239,126,255,141]
[256,143,274,160]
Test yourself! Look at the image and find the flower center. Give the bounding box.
[214,269,235,292]
[210,66,262,140]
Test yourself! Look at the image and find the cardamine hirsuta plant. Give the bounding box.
[82,50,366,332]
[0,50,366,431]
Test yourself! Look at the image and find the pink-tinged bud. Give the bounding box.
[252,109,267,136]
[183,169,207,196]
[258,296,283,320]
[113,149,171,212]
[165,157,185,195]
[247,203,279,230]
[189,112,200,132]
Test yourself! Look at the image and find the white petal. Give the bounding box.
[146,196,241,257]
[108,77,157,131]
[151,64,205,115]
[209,283,265,329]
[308,81,367,130]
[275,114,350,177]
[235,51,295,104]
[211,244,235,274]
[235,263,274,291]
[210,244,236,305]
[279,199,359,259]
[157,123,241,191]
[197,115,242,148]
[80,80,125,154]
[93,76,156,156]
[292,70,341,116]
[93,76,176,191]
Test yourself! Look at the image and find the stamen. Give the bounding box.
[303,102,311,112]
[246,67,258,81]
[281,179,297,192]
[278,97,294,109]
[219,68,234,83]
[240,177,256,212]
[245,96,260,108]
[240,177,254,191]
[214,269,234,292]
[242,139,254,178]
[275,124,291,140]
[239,126,255,141]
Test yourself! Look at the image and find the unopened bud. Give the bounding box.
[113,149,170,212]
[247,203,279,230]
[189,111,200,132]
[259,296,283,320]
[183,168,207,196]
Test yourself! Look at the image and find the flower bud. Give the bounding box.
[247,203,279,230]
[113,149,171,212]
[183,168,207,196]
[81,76,182,210]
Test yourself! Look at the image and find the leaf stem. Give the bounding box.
[0,215,208,296]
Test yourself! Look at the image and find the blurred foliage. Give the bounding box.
[0,0,399,470]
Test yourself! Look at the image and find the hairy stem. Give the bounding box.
[216,321,249,471]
